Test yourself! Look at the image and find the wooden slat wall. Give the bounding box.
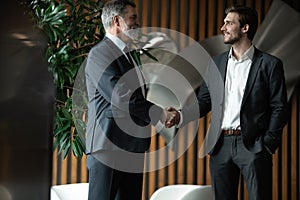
[52,1,300,200]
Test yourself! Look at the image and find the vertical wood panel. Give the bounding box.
[52,148,58,185]
[290,94,298,200]
[272,151,279,200]
[282,126,289,200]
[294,88,300,199]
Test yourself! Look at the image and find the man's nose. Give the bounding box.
[136,18,140,28]
[221,24,225,31]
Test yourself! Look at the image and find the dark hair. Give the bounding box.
[225,5,258,41]
[101,0,136,31]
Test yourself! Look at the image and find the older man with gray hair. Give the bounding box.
[85,0,180,199]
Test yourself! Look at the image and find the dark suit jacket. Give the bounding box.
[85,37,162,154]
[182,47,288,154]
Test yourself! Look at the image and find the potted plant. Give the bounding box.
[31,0,105,158]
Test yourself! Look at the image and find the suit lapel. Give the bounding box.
[241,48,263,107]
[104,37,146,96]
[104,37,134,71]
[219,54,228,84]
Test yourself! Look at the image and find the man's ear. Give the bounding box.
[113,16,120,26]
[242,24,249,33]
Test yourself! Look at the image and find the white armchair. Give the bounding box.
[150,184,213,200]
[50,183,89,200]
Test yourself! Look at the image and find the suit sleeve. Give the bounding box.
[86,46,163,126]
[180,60,214,127]
[263,58,288,153]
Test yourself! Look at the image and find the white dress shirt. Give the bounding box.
[106,33,127,55]
[221,45,254,130]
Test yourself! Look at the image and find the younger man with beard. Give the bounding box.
[176,5,288,200]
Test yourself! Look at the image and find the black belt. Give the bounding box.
[222,129,241,136]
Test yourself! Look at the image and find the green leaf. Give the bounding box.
[141,49,159,62]
[62,140,71,159]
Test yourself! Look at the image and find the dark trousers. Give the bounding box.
[209,135,272,200]
[87,154,144,200]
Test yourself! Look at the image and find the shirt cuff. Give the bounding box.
[263,144,273,154]
[176,110,183,128]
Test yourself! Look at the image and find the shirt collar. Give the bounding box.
[106,33,127,52]
[228,45,255,61]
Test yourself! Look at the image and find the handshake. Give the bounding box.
[161,107,181,128]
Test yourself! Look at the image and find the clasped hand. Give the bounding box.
[161,107,180,128]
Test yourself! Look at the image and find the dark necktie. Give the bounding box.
[123,46,146,97]
[123,46,134,66]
